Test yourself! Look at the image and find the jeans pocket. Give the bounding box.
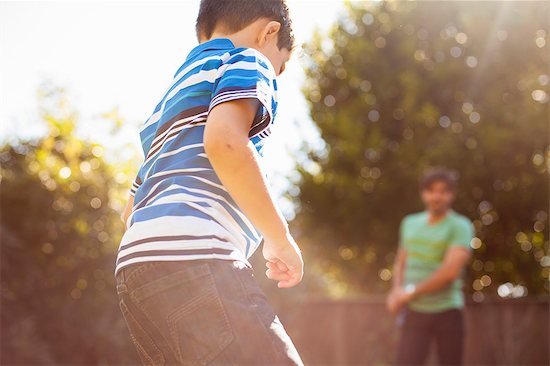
[120,299,166,366]
[165,272,234,365]
[129,263,234,365]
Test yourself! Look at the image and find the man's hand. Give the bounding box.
[386,286,413,314]
[263,232,303,288]
[386,246,471,314]
[386,287,399,314]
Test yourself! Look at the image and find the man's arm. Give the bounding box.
[392,247,407,288]
[389,246,471,313]
[204,98,303,288]
[386,247,407,312]
[412,246,471,297]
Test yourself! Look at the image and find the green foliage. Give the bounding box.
[0,86,139,364]
[297,1,549,297]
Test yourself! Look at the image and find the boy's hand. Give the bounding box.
[263,233,303,288]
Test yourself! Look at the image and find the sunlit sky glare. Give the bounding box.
[1,0,346,195]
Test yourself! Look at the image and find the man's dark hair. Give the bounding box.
[196,0,294,50]
[420,167,458,191]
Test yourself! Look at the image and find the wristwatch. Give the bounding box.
[404,284,417,298]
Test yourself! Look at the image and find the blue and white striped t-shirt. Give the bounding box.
[115,38,278,275]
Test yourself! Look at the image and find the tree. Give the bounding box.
[296,1,549,297]
[0,85,139,364]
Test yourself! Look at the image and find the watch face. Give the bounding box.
[405,284,416,294]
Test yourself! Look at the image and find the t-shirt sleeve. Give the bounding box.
[209,49,276,138]
[128,173,142,197]
[450,218,475,250]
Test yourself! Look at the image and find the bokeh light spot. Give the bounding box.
[41,242,54,254]
[374,36,386,48]
[462,102,474,114]
[480,275,492,287]
[362,13,374,26]
[323,95,336,107]
[90,197,102,209]
[466,56,478,68]
[439,115,451,128]
[531,89,548,103]
[379,268,392,281]
[455,32,468,44]
[469,112,480,123]
[470,237,482,249]
[59,166,71,179]
[450,46,462,58]
[368,110,380,122]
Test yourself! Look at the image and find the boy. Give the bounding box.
[387,168,474,365]
[115,1,303,365]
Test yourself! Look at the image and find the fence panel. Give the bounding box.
[273,297,549,365]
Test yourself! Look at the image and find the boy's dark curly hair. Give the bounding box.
[196,0,294,50]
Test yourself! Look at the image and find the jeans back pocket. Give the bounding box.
[130,263,234,365]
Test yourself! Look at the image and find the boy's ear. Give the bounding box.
[257,20,281,47]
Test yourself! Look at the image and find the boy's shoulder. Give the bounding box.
[181,40,273,78]
[222,47,275,76]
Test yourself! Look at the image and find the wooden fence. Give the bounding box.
[272,297,549,365]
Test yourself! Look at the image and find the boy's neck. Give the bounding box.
[207,31,253,49]
[203,19,269,49]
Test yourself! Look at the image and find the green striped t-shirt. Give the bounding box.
[400,211,474,313]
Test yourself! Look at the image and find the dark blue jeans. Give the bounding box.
[396,308,464,366]
[116,260,303,366]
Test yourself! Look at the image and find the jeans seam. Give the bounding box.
[233,266,283,362]
[124,262,163,286]
[201,264,235,364]
[119,298,166,365]
[131,264,211,303]
[135,298,184,361]
[125,286,181,361]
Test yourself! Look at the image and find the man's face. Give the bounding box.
[421,180,455,214]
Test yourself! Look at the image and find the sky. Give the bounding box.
[0,1,346,198]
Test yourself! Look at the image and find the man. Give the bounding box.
[116,1,303,365]
[387,168,474,365]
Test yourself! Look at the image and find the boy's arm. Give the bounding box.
[205,98,303,288]
[120,195,134,226]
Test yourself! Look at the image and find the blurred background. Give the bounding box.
[1,1,548,365]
